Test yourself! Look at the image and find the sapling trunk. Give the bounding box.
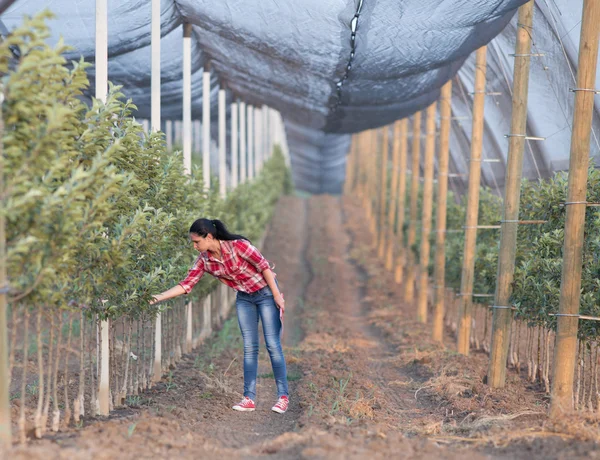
[121,319,132,404]
[34,310,44,438]
[111,320,116,410]
[63,314,73,426]
[535,326,542,381]
[575,340,582,410]
[74,312,85,421]
[134,319,140,395]
[41,314,56,435]
[51,312,63,432]
[587,344,594,411]
[141,316,147,390]
[544,328,551,394]
[8,305,18,386]
[90,318,97,416]
[18,310,29,444]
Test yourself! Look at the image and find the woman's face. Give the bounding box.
[190,232,212,252]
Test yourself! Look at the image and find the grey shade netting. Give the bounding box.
[2,0,599,194]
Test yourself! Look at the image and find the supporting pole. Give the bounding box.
[96,0,111,416]
[193,119,201,156]
[404,112,422,303]
[202,63,211,190]
[151,0,160,132]
[0,61,10,452]
[417,102,437,323]
[394,119,409,284]
[385,121,401,270]
[248,105,254,180]
[182,23,192,174]
[231,100,239,189]
[254,106,261,176]
[488,1,534,387]
[240,101,247,183]
[166,120,173,150]
[457,46,488,356]
[151,0,162,384]
[344,135,357,195]
[369,129,379,241]
[433,81,453,342]
[378,127,390,258]
[550,0,600,416]
[182,24,193,352]
[218,87,227,198]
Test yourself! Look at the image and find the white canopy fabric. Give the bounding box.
[2,1,598,194]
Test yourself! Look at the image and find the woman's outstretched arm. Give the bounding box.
[150,284,187,304]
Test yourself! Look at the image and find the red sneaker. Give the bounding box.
[232,397,256,412]
[271,396,289,414]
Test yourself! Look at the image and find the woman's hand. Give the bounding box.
[149,295,160,306]
[274,293,285,312]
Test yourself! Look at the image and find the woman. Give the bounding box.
[151,218,289,414]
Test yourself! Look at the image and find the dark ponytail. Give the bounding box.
[189,218,249,242]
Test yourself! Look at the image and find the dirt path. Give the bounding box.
[8,194,600,459]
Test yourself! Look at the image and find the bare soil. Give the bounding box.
[5,194,600,459]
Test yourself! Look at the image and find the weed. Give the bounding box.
[26,383,39,396]
[200,392,213,399]
[308,382,318,394]
[287,371,302,381]
[165,375,178,392]
[75,420,84,429]
[258,372,275,379]
[127,423,137,438]
[126,395,142,406]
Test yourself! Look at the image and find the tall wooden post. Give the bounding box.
[385,121,402,270]
[183,23,192,174]
[254,107,262,175]
[404,112,422,302]
[394,119,409,284]
[231,100,239,188]
[240,101,247,183]
[248,105,254,180]
[96,0,111,414]
[370,130,380,243]
[0,69,10,450]
[550,0,600,416]
[488,1,534,387]
[344,135,356,195]
[456,46,488,355]
[417,102,437,323]
[432,81,453,342]
[202,63,211,189]
[218,87,227,197]
[378,127,390,258]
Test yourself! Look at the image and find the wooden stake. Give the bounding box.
[417,102,437,323]
[394,120,409,284]
[433,81,453,342]
[378,127,390,258]
[0,78,11,449]
[457,46,488,355]
[405,112,422,302]
[385,121,402,270]
[488,1,534,387]
[550,0,600,416]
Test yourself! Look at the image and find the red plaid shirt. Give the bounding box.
[179,239,273,294]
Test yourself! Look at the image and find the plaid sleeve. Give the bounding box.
[235,239,270,272]
[178,256,205,294]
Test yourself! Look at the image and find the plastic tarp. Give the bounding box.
[2,0,599,194]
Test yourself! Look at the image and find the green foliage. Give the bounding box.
[512,169,600,339]
[4,14,290,323]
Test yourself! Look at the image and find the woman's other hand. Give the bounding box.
[274,293,285,312]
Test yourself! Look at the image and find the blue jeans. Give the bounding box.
[236,285,288,400]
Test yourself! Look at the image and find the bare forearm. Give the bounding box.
[263,269,281,297]
[152,284,186,303]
